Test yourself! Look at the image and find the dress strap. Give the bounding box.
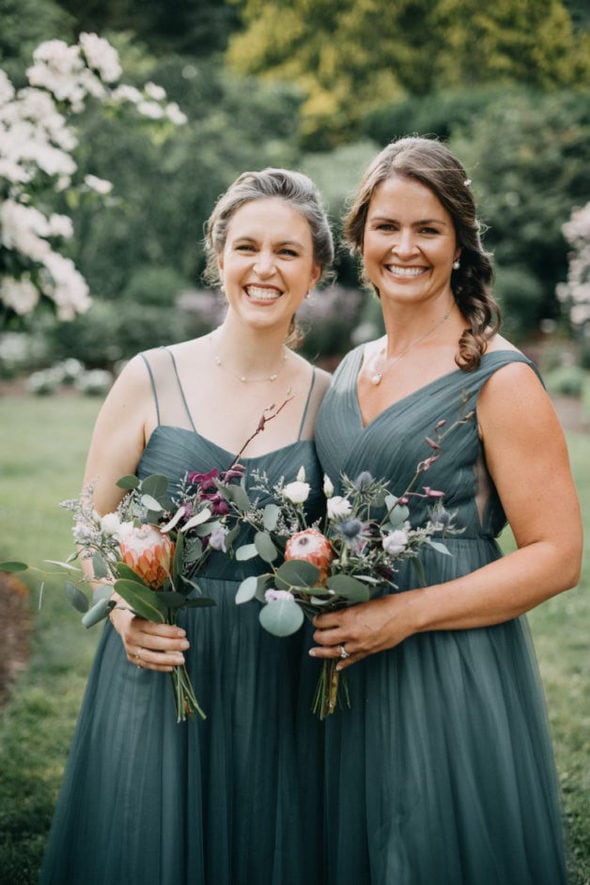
[139,353,161,426]
[164,347,199,435]
[297,368,317,440]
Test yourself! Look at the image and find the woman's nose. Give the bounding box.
[392,229,416,257]
[253,250,275,275]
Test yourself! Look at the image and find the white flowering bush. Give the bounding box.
[0,33,187,322]
[556,201,590,335]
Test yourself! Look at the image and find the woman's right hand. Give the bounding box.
[109,605,190,672]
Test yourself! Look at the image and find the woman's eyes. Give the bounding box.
[234,244,299,257]
[375,223,440,235]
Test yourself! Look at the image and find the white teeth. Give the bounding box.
[387,266,424,277]
[246,286,281,301]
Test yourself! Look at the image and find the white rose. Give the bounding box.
[282,480,310,505]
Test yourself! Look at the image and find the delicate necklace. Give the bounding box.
[210,334,288,384]
[369,309,452,386]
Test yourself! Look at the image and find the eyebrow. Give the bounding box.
[369,214,450,227]
[232,236,306,248]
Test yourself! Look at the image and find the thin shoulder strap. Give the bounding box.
[297,367,317,440]
[140,353,161,426]
[165,347,199,434]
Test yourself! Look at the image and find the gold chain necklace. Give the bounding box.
[210,334,288,384]
[370,310,452,386]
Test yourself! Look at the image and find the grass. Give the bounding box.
[0,393,588,884]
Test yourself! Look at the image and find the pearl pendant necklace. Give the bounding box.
[370,309,452,386]
[211,335,287,384]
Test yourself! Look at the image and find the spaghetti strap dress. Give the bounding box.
[314,348,568,885]
[40,347,327,885]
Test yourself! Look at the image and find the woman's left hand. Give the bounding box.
[310,592,416,670]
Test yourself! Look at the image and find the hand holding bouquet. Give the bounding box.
[230,411,472,717]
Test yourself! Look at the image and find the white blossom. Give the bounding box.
[79,32,122,83]
[382,529,408,555]
[327,496,353,519]
[0,276,39,314]
[84,174,113,195]
[282,480,311,505]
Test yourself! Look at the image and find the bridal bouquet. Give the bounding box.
[2,399,292,721]
[230,413,471,718]
[3,464,243,721]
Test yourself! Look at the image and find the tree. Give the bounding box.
[227,0,590,147]
[0,33,186,326]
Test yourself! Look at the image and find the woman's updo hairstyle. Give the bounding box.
[204,167,334,287]
[344,136,500,371]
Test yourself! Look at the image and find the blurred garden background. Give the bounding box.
[0,0,589,881]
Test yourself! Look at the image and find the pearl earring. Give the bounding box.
[453,259,461,270]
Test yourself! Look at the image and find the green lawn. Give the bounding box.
[0,394,588,884]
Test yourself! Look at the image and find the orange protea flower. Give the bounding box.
[119,523,175,589]
[284,528,334,585]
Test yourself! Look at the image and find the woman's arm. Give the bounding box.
[81,355,189,671]
[311,362,583,666]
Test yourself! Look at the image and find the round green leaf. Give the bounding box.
[65,580,90,613]
[254,531,279,563]
[275,558,319,589]
[116,475,140,490]
[263,503,281,531]
[236,543,259,561]
[326,573,371,602]
[259,599,304,636]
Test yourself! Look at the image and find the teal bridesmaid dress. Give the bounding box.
[314,348,568,885]
[40,349,326,885]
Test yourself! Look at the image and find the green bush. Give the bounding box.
[545,365,587,397]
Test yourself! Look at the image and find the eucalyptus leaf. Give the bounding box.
[427,540,451,556]
[113,579,167,622]
[0,561,28,572]
[236,575,258,604]
[181,508,213,531]
[326,573,371,602]
[411,556,427,588]
[92,551,109,580]
[183,537,204,563]
[256,574,271,602]
[385,495,409,527]
[81,596,114,628]
[65,580,89,613]
[116,474,140,490]
[45,559,81,572]
[263,503,281,531]
[254,531,279,564]
[236,543,259,561]
[275,559,319,589]
[259,599,304,637]
[140,494,164,512]
[92,584,113,602]
[223,482,251,511]
[140,474,170,502]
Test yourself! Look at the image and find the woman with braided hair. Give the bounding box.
[312,136,582,884]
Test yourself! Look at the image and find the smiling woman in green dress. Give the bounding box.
[312,136,583,885]
[40,168,334,885]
